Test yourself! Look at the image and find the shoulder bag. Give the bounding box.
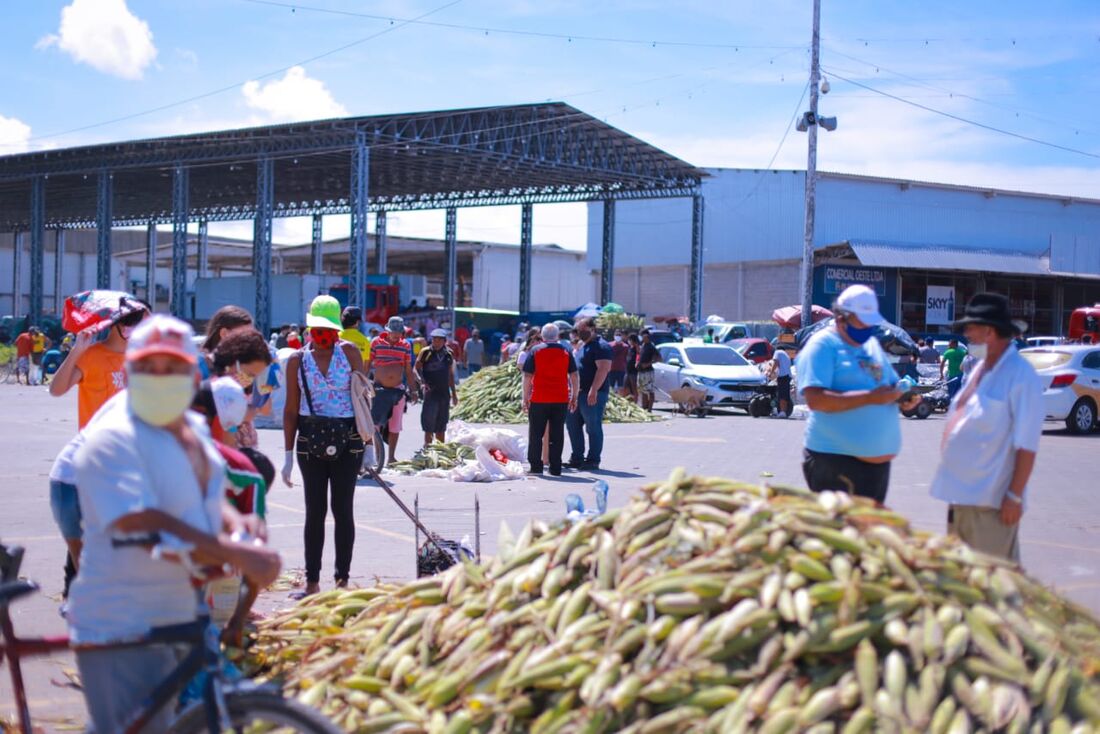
[296,350,353,461]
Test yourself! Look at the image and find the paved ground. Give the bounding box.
[2,383,1099,727]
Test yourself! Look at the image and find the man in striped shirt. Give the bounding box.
[366,316,420,465]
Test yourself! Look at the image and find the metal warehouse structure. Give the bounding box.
[0,103,705,333]
[591,168,1100,334]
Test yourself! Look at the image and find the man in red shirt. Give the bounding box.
[522,323,579,475]
[13,329,33,385]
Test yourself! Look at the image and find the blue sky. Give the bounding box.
[2,0,1098,249]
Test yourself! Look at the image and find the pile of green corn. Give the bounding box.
[251,472,1100,733]
[388,442,479,475]
[596,312,646,333]
[452,362,657,425]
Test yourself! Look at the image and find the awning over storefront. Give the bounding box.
[825,240,1050,276]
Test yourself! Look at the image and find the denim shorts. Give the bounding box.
[50,480,83,540]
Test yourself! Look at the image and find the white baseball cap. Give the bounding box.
[126,314,199,364]
[835,285,884,326]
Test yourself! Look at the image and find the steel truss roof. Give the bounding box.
[0,103,704,230]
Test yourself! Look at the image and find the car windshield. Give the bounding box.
[1021,351,1073,371]
[684,347,749,366]
[691,324,747,340]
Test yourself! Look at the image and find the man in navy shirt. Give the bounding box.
[566,317,613,470]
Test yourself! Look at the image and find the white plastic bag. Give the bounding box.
[446,420,527,459]
[450,460,488,483]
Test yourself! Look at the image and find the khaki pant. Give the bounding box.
[948,505,1020,563]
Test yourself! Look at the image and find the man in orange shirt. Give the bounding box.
[48,305,149,599]
[13,329,33,385]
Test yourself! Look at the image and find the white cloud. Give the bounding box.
[242,67,348,123]
[0,114,32,153]
[644,85,1100,202]
[38,0,157,80]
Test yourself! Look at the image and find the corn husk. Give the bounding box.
[249,474,1100,732]
[451,362,657,425]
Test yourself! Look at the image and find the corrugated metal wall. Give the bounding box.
[590,169,1100,277]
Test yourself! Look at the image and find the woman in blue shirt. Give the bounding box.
[796,285,921,503]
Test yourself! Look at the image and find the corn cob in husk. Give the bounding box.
[249,473,1100,732]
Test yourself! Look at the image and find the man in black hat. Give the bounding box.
[929,293,1043,562]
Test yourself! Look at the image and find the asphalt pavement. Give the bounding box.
[2,383,1098,727]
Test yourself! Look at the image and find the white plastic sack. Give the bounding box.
[450,461,488,483]
[447,447,525,483]
[446,420,526,460]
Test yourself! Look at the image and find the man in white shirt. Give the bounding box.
[930,294,1043,562]
[773,346,793,418]
[70,315,280,732]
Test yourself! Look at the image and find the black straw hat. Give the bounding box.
[953,292,1028,335]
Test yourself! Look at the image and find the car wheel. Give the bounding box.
[1066,398,1096,434]
[915,400,933,420]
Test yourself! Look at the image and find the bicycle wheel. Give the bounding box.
[171,688,341,734]
[369,428,386,472]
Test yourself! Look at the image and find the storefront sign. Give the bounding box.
[822,266,887,296]
[926,286,955,326]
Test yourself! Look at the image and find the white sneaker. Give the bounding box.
[776,412,787,419]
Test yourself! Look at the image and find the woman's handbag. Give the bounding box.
[297,352,353,461]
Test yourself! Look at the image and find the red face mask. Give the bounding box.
[310,328,338,350]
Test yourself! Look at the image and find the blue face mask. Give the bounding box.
[844,322,876,345]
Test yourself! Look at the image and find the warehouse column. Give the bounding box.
[254,156,274,337]
[445,207,457,330]
[197,219,209,279]
[349,131,369,309]
[96,170,112,289]
[375,210,388,275]
[519,203,533,315]
[145,222,157,305]
[689,192,705,324]
[29,176,44,326]
[170,164,189,319]
[11,231,22,318]
[600,199,616,305]
[53,228,65,312]
[310,213,323,274]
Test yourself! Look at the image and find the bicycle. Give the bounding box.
[0,353,19,385]
[0,543,340,734]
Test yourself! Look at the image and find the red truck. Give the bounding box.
[1069,305,1100,343]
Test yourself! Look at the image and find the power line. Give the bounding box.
[822,47,1099,137]
[822,68,1100,161]
[827,33,1100,46]
[6,0,465,148]
[239,0,804,51]
[726,80,810,214]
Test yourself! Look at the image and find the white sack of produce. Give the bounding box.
[446,419,526,460]
[448,445,525,483]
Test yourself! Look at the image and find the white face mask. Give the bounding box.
[128,373,195,426]
[968,343,988,361]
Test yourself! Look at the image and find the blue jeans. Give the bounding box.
[50,480,82,540]
[567,390,609,464]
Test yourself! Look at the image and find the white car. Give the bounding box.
[654,343,766,411]
[1020,345,1100,434]
[1026,336,1066,348]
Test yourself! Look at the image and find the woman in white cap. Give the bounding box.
[796,285,921,503]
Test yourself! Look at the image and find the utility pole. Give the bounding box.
[799,0,822,325]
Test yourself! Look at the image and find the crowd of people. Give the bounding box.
[5,278,1045,728]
